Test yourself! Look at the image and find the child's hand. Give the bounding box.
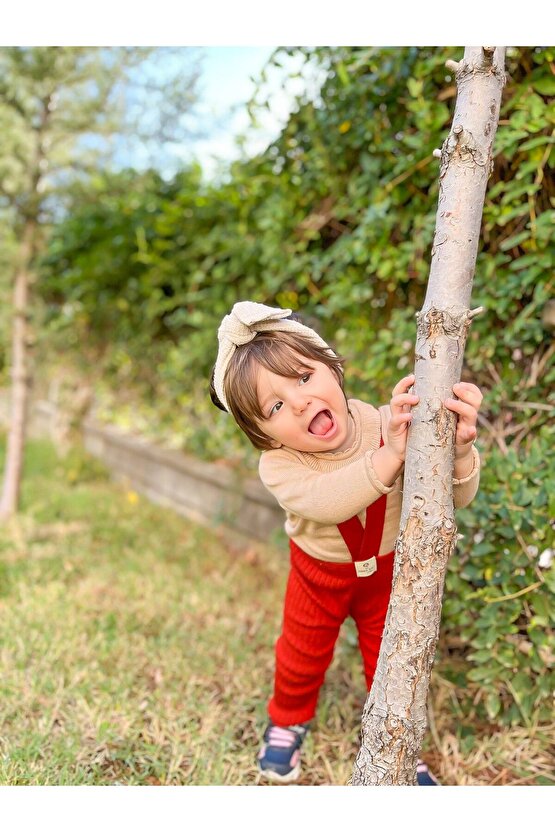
[376,377,482,487]
[444,382,483,459]
[387,374,419,463]
[371,374,418,487]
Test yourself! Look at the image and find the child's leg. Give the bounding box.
[268,543,356,726]
[349,551,395,690]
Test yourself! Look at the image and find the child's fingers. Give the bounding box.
[444,396,478,426]
[390,375,418,415]
[389,379,481,423]
[454,428,477,449]
[390,392,419,413]
[391,374,415,398]
[452,382,483,410]
[389,411,413,428]
[457,425,478,444]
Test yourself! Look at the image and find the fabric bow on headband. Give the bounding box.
[213,301,335,412]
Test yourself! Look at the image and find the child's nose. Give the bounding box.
[292,395,311,414]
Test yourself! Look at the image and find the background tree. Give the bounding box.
[0,46,200,518]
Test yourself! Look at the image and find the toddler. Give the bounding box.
[210,301,482,784]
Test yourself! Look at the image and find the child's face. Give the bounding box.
[255,355,354,453]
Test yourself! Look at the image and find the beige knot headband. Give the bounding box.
[214,301,336,412]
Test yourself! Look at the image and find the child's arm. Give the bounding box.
[259,446,395,525]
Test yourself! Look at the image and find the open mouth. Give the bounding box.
[308,409,334,436]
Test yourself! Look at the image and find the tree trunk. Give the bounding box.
[0,90,50,522]
[0,218,36,519]
[351,46,506,785]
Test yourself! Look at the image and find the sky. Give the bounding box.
[191,46,295,176]
[115,45,323,179]
[190,46,329,178]
[111,46,289,178]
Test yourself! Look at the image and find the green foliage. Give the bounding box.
[37,46,554,729]
[444,429,554,726]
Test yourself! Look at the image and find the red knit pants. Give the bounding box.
[268,540,395,727]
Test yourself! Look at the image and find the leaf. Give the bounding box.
[518,135,555,152]
[485,692,501,719]
[407,78,423,98]
[531,76,555,95]
[532,593,554,623]
[469,648,492,663]
[467,665,496,682]
[499,229,532,251]
[336,62,350,87]
[511,671,534,697]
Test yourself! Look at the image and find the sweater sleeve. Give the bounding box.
[258,448,394,524]
[453,445,481,508]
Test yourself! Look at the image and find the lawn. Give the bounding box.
[0,438,552,785]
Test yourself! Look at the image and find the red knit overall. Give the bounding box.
[268,449,394,727]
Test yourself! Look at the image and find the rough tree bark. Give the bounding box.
[351,46,506,785]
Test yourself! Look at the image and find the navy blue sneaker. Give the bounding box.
[258,721,310,783]
[417,760,441,785]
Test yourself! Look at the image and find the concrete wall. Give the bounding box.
[5,396,285,542]
[82,419,284,540]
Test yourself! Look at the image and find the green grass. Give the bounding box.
[0,437,552,785]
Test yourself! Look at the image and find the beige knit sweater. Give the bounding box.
[259,398,480,563]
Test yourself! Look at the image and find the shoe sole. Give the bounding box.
[258,762,301,784]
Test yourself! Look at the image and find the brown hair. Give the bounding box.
[210,329,346,450]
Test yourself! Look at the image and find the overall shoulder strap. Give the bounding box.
[336,435,386,562]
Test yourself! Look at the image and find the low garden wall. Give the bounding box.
[11,397,284,542]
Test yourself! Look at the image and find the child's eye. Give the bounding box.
[269,401,283,417]
[299,373,311,385]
